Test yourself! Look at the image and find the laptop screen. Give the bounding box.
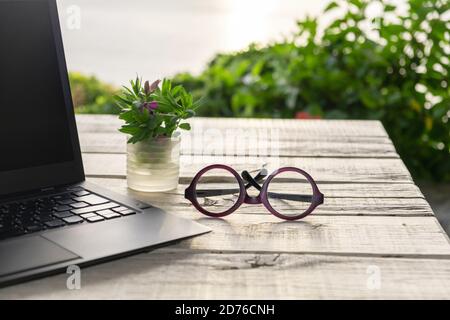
[0,0,74,173]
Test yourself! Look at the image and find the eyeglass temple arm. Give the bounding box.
[195,189,313,203]
[241,169,266,191]
[266,193,313,202]
[195,188,241,197]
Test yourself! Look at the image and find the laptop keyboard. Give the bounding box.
[0,188,139,241]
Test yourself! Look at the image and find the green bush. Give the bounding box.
[173,0,450,182]
[69,72,119,114]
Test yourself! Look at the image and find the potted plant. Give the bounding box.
[115,77,202,192]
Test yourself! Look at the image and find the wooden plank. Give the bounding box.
[188,118,389,137]
[82,154,413,183]
[76,115,397,158]
[88,177,425,199]
[76,115,390,138]
[138,195,435,217]
[79,132,392,145]
[79,132,398,158]
[76,119,392,144]
[166,215,450,256]
[87,178,432,217]
[2,252,450,299]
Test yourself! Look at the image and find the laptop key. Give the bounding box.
[44,219,66,228]
[38,208,54,216]
[63,216,84,225]
[35,214,56,223]
[20,216,35,223]
[54,205,72,212]
[52,194,72,201]
[70,202,88,209]
[120,209,136,216]
[80,213,98,219]
[87,215,105,223]
[57,199,75,205]
[97,209,120,219]
[112,206,129,213]
[25,224,44,233]
[103,213,120,220]
[73,190,90,197]
[39,204,55,211]
[73,194,109,205]
[71,202,119,215]
[97,209,115,215]
[20,208,37,216]
[53,211,73,219]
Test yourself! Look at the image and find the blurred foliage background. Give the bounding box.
[71,0,449,182]
[69,72,118,114]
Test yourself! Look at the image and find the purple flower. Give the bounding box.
[141,101,158,113]
[149,101,158,110]
[144,79,161,95]
[150,80,161,92]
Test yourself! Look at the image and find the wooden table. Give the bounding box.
[1,115,450,299]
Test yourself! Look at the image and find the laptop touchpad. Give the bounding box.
[0,236,80,277]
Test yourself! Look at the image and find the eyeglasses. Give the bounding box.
[185,164,324,221]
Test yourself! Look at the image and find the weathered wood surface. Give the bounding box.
[1,115,449,300]
[79,132,398,158]
[89,177,425,199]
[170,215,450,257]
[83,154,413,183]
[88,178,432,217]
[75,115,390,137]
[3,253,450,300]
[77,115,398,158]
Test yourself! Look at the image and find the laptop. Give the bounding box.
[0,0,210,288]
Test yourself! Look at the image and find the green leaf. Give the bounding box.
[171,85,183,97]
[385,4,396,12]
[185,109,196,118]
[118,110,136,122]
[349,0,363,9]
[192,96,206,110]
[179,123,191,131]
[114,94,133,107]
[119,126,140,135]
[324,1,339,12]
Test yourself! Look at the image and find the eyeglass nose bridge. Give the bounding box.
[243,192,263,205]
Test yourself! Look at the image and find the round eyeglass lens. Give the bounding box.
[267,170,314,218]
[194,168,241,215]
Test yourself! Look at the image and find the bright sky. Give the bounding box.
[58,0,406,85]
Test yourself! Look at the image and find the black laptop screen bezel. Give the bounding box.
[0,0,85,197]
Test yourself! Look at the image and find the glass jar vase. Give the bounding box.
[126,132,181,192]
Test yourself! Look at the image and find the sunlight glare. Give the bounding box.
[224,0,281,50]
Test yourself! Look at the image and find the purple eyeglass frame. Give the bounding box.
[185,164,324,221]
